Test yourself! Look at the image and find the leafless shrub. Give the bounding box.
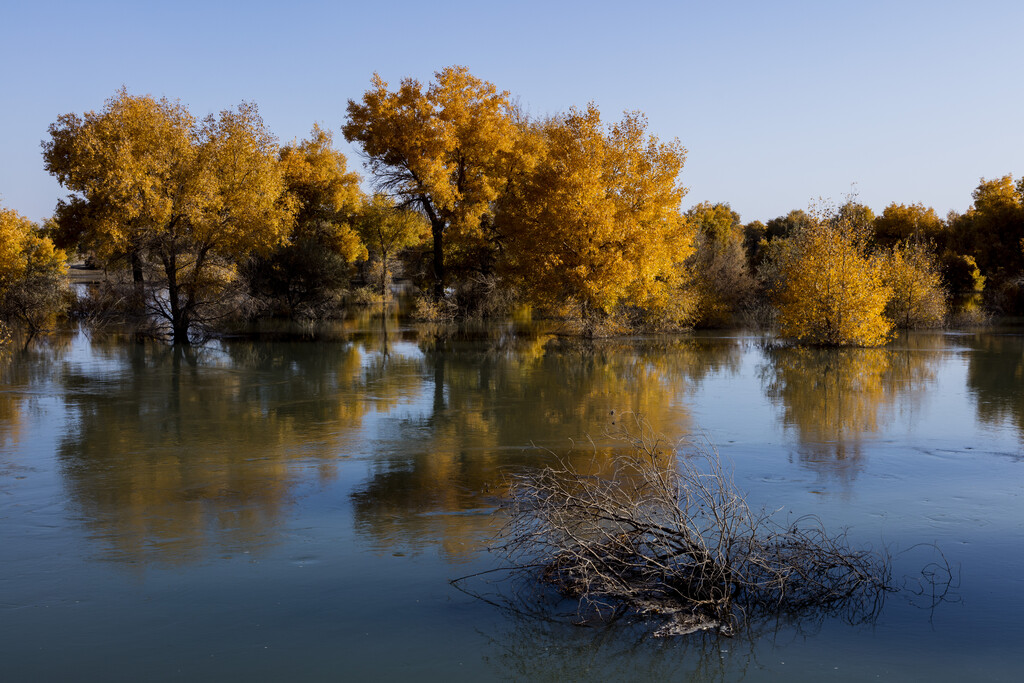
[410,293,458,323]
[494,418,893,636]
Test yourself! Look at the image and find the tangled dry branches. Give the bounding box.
[495,419,893,636]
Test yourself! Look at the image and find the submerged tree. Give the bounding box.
[769,203,892,346]
[344,66,522,299]
[0,203,68,336]
[880,241,946,328]
[43,89,292,343]
[496,105,694,331]
[243,124,367,317]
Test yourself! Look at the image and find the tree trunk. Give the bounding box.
[431,220,445,301]
[164,253,190,346]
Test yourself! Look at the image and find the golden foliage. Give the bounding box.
[43,90,292,341]
[880,241,946,328]
[873,202,946,248]
[278,124,366,262]
[770,211,892,346]
[344,67,523,295]
[0,204,68,332]
[496,105,693,325]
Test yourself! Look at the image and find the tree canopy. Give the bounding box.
[43,89,292,343]
[495,105,693,328]
[770,209,892,346]
[344,66,522,298]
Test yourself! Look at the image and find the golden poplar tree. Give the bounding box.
[496,105,693,330]
[355,194,429,301]
[770,207,892,346]
[43,90,292,343]
[0,203,68,335]
[880,241,946,328]
[244,125,368,317]
[343,66,522,299]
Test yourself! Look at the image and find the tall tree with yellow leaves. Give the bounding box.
[243,124,368,317]
[495,105,693,331]
[343,67,523,299]
[43,90,292,343]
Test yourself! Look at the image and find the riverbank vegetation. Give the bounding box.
[0,68,1021,344]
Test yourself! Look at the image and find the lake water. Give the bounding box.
[2,317,1023,681]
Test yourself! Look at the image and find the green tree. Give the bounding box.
[43,90,292,343]
[343,67,522,299]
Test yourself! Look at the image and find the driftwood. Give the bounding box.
[492,417,894,636]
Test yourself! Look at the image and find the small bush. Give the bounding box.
[410,293,458,323]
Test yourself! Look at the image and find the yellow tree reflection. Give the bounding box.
[761,336,939,482]
[352,334,741,561]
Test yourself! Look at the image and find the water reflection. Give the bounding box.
[31,324,959,567]
[475,602,768,682]
[351,335,740,560]
[962,332,1024,441]
[1,333,73,472]
[760,335,941,481]
[57,337,378,565]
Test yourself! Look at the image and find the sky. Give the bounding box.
[2,0,1021,224]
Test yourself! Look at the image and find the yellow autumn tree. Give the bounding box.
[770,205,892,346]
[495,104,694,331]
[243,124,368,317]
[355,194,429,301]
[343,66,524,299]
[873,202,947,249]
[684,202,753,327]
[880,241,946,328]
[43,89,292,343]
[0,203,68,336]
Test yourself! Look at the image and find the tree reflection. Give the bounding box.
[351,334,741,561]
[963,332,1024,440]
[1,332,73,460]
[56,336,399,566]
[760,335,940,481]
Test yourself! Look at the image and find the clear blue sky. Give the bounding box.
[2,0,1021,224]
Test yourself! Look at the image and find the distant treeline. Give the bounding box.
[1,67,1021,345]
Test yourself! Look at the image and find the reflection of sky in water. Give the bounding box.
[1,327,1023,681]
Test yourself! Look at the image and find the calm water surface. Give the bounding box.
[1,318,1023,681]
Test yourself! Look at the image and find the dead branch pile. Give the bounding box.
[497,420,893,636]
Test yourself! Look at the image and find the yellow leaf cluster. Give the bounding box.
[880,241,946,328]
[344,66,525,295]
[279,124,367,262]
[497,104,692,320]
[44,90,291,262]
[772,221,892,346]
[0,204,67,297]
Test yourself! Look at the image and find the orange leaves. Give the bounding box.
[497,104,691,320]
[771,216,893,346]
